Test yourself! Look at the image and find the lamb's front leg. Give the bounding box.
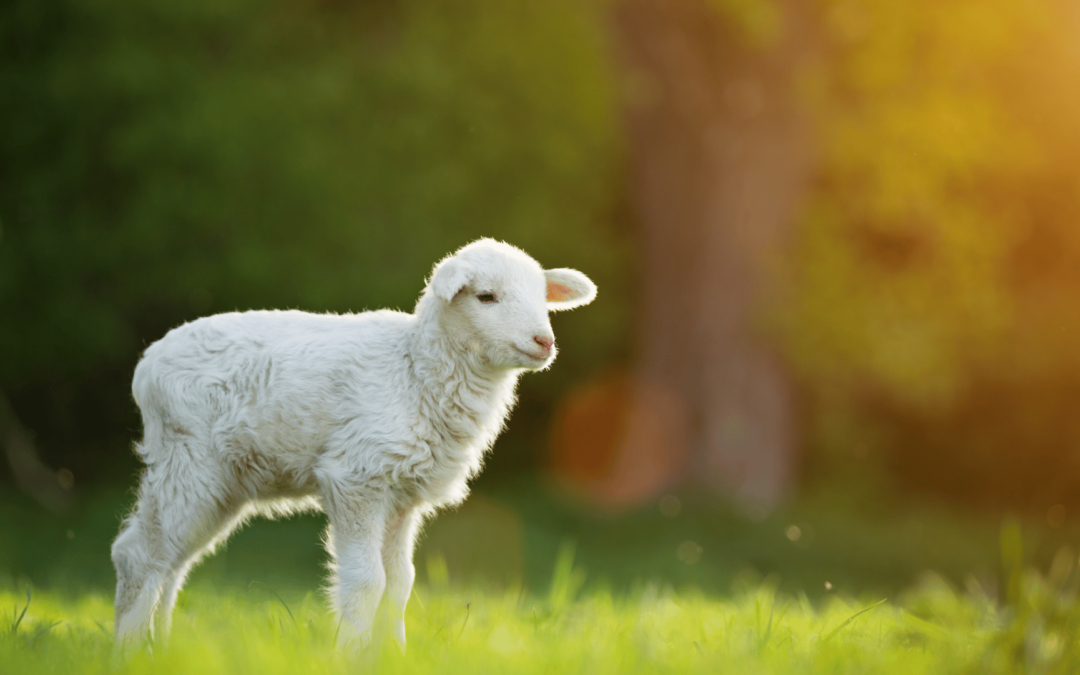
[383,507,423,648]
[322,488,391,650]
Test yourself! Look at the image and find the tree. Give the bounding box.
[593,0,812,509]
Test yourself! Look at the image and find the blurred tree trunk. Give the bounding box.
[605,0,812,510]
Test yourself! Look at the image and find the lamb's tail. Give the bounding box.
[131,355,165,461]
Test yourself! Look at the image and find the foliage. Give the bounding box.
[0,0,627,480]
[773,0,1080,505]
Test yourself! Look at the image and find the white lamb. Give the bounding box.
[110,238,596,652]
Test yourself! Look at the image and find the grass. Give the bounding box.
[3,481,1080,673]
[2,548,1079,674]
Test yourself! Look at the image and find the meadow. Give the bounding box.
[0,572,1039,675]
[3,482,1080,674]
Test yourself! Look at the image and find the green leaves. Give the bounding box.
[0,0,626,385]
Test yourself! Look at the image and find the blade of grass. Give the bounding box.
[761,599,791,649]
[822,599,888,643]
[410,586,425,613]
[900,609,951,640]
[27,620,61,646]
[248,580,297,627]
[11,586,30,634]
[93,619,112,641]
[457,603,471,640]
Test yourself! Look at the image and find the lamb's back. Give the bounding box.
[133,309,415,435]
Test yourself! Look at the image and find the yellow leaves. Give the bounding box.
[775,0,1071,410]
[781,199,1010,408]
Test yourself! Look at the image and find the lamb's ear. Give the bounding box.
[430,256,473,302]
[545,268,597,311]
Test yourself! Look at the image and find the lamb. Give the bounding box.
[110,238,596,653]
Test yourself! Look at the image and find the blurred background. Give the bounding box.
[3,0,1080,599]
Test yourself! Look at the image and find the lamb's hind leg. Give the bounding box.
[112,485,179,656]
[112,469,237,655]
[154,501,250,642]
[112,494,158,650]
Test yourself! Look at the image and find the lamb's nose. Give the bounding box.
[534,335,554,351]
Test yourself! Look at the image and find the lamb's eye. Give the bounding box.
[476,292,497,304]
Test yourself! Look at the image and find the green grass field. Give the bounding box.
[2,556,1078,674]
[2,483,1079,674]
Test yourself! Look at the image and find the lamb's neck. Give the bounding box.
[408,316,520,440]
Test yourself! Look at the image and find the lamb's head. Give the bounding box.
[420,239,596,371]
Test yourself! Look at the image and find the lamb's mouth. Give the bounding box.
[513,346,550,362]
